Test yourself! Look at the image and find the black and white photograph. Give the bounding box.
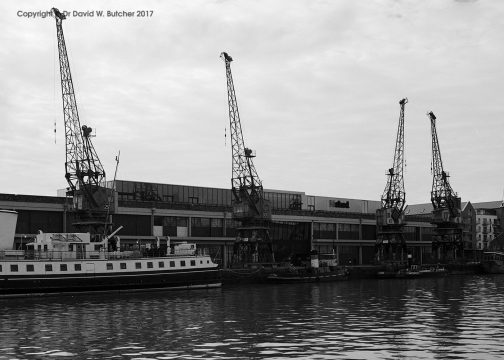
[1,0,504,358]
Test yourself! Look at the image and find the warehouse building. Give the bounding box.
[0,180,491,268]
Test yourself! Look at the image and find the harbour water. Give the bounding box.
[1,275,504,359]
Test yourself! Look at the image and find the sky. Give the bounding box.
[0,0,503,205]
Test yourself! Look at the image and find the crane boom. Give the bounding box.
[381,98,407,212]
[428,111,458,216]
[52,8,111,233]
[53,8,106,192]
[220,52,269,220]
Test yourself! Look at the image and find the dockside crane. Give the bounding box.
[52,8,113,235]
[428,111,463,261]
[376,98,408,263]
[220,52,274,265]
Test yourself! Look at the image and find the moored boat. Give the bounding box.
[377,264,447,279]
[266,266,349,283]
[377,266,420,279]
[418,265,448,277]
[0,210,221,297]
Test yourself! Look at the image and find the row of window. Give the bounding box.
[0,259,209,273]
[478,234,494,241]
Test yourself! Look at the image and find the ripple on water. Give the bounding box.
[1,276,504,359]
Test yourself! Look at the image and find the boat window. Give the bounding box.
[10,264,19,272]
[158,261,164,268]
[135,262,141,269]
[169,261,175,268]
[26,264,34,272]
[190,260,196,266]
[60,264,68,271]
[45,264,53,272]
[147,262,153,269]
[74,264,82,271]
[0,265,2,272]
[181,261,186,267]
[107,263,113,270]
[200,260,203,264]
[120,263,127,270]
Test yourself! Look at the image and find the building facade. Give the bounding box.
[475,208,498,250]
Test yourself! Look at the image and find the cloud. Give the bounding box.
[0,0,503,205]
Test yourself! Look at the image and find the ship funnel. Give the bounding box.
[0,210,18,250]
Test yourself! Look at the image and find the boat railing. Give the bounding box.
[1,248,210,261]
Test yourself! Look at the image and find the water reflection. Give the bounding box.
[1,275,504,359]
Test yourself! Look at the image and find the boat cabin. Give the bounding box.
[25,232,107,260]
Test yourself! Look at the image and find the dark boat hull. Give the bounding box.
[0,268,221,297]
[267,269,348,283]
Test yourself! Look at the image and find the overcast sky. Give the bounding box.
[0,0,503,205]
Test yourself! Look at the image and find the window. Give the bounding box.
[169,261,175,267]
[135,262,141,269]
[43,245,48,251]
[60,264,68,271]
[147,262,153,269]
[27,264,34,272]
[181,261,186,267]
[106,263,113,270]
[190,260,196,266]
[0,265,2,272]
[120,263,127,270]
[10,264,19,272]
[75,264,82,271]
[45,264,53,271]
[329,200,350,208]
[94,245,101,251]
[69,244,74,251]
[158,261,164,268]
